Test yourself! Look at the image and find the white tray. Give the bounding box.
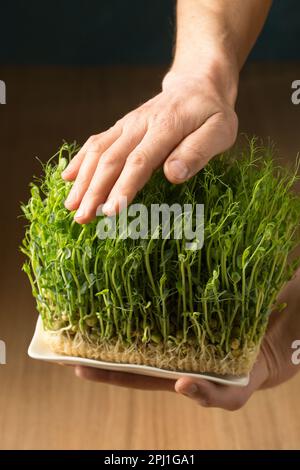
[28,316,249,387]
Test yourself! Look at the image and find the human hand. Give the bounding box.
[62,66,238,223]
[74,271,300,410]
[62,0,274,224]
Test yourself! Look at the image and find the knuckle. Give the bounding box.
[114,118,124,129]
[122,111,145,133]
[87,132,110,153]
[225,109,239,143]
[124,110,139,122]
[215,109,239,146]
[86,134,101,152]
[127,148,149,168]
[100,152,119,168]
[87,134,99,146]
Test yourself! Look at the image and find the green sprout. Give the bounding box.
[21,139,300,375]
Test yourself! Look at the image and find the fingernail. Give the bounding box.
[102,199,115,216]
[182,383,198,398]
[65,189,78,209]
[75,207,85,219]
[62,169,69,178]
[168,160,189,180]
[64,193,74,207]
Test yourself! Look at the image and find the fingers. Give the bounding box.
[61,146,86,181]
[63,127,122,210]
[73,129,147,223]
[75,349,268,407]
[164,109,238,184]
[65,102,190,220]
[175,354,268,410]
[63,102,238,221]
[101,125,181,216]
[74,366,174,391]
[64,148,103,211]
[62,127,122,182]
[175,377,251,410]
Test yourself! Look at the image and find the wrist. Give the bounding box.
[163,49,239,107]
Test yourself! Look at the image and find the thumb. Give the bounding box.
[163,110,238,184]
[175,355,268,410]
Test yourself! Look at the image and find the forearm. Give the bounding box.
[168,0,272,104]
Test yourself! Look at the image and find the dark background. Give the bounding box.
[1,0,300,65]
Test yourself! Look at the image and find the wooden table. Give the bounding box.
[0,63,300,449]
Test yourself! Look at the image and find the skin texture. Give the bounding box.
[75,270,300,410]
[62,0,300,410]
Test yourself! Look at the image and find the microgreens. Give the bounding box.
[21,140,300,374]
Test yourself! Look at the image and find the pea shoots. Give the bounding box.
[21,140,300,375]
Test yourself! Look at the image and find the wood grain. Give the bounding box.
[0,64,300,449]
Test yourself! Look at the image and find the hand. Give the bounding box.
[61,0,273,224]
[74,271,300,410]
[62,67,238,223]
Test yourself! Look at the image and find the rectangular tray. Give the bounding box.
[28,316,249,387]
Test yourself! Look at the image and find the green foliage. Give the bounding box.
[21,140,300,357]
